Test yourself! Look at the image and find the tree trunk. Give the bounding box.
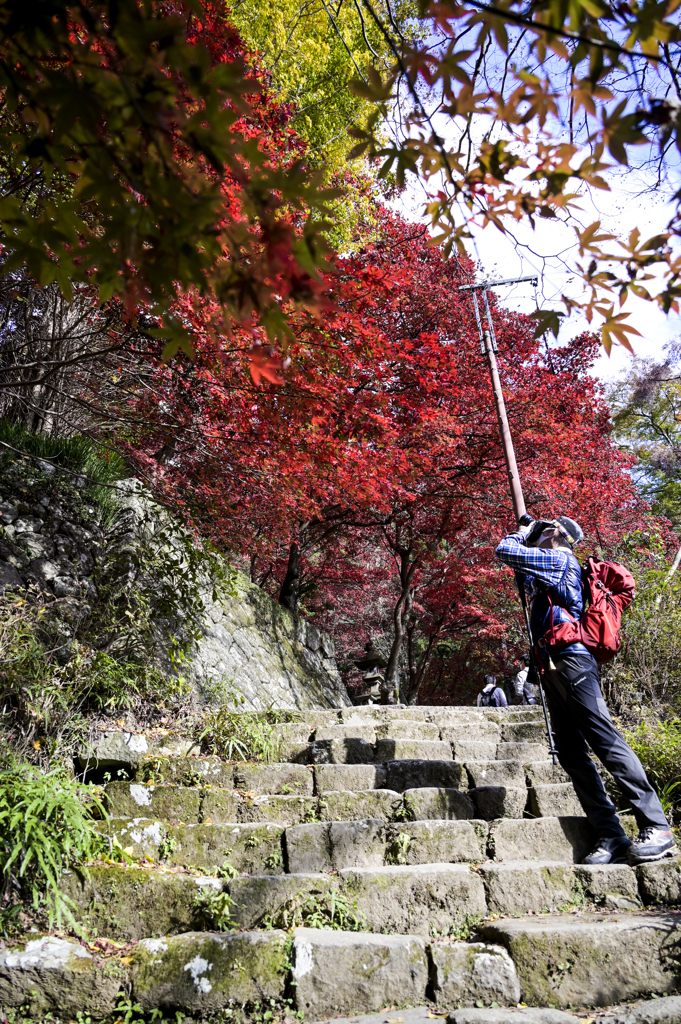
[278,542,300,614]
[383,548,414,705]
[406,621,417,704]
[405,622,439,706]
[154,437,177,466]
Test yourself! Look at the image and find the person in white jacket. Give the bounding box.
[513,656,537,704]
[513,657,528,702]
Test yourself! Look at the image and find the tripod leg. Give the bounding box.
[515,570,558,765]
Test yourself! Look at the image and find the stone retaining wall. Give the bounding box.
[0,461,349,709]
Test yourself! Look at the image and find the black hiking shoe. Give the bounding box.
[582,835,632,864]
[627,827,677,864]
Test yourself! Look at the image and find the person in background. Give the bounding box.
[513,656,529,702]
[523,669,538,705]
[514,655,538,705]
[477,674,508,708]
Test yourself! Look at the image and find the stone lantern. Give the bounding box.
[352,641,388,705]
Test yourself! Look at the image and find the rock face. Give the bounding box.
[189,569,350,709]
[0,466,349,710]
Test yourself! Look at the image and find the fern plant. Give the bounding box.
[0,759,106,928]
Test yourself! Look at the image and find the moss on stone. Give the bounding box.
[132,930,289,1012]
[61,863,219,940]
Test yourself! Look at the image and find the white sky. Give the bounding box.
[397,168,681,385]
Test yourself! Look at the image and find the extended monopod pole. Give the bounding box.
[459,278,558,764]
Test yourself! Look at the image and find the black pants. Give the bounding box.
[543,650,668,838]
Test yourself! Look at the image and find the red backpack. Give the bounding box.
[542,556,636,665]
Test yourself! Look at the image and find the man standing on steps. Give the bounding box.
[513,656,536,705]
[495,515,675,866]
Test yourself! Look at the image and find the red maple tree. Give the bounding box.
[114,206,650,703]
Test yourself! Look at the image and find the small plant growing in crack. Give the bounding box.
[385,829,413,865]
[431,912,484,941]
[264,889,365,931]
[193,887,237,931]
[157,828,176,861]
[392,794,416,822]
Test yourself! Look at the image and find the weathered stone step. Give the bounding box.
[524,760,571,786]
[285,818,487,873]
[127,758,575,806]
[134,754,235,787]
[466,759,526,787]
[311,997,681,1024]
[231,860,643,932]
[481,912,681,1007]
[496,741,549,762]
[104,781,231,821]
[442,720,501,742]
[62,862,226,940]
[471,785,528,819]
[313,721,446,742]
[61,854,676,945]
[99,741,554,787]
[291,928,519,1016]
[0,934,123,1019]
[333,705,544,724]
[80,712,548,773]
[9,922,678,1024]
[488,815,596,862]
[134,929,290,1013]
[105,782,483,826]
[318,1010,577,1024]
[104,811,615,873]
[112,772,586,826]
[0,926,523,1019]
[308,738,454,764]
[102,817,285,873]
[79,730,201,773]
[306,740,549,767]
[480,860,640,916]
[529,782,583,818]
[376,719,442,740]
[499,721,548,743]
[384,760,464,790]
[229,862,489,936]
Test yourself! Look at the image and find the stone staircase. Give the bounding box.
[3,703,681,1022]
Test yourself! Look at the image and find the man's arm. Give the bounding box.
[495,530,568,588]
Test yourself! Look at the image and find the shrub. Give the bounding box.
[63,649,189,713]
[625,718,681,817]
[0,593,192,758]
[0,424,234,751]
[0,759,106,928]
[0,418,128,521]
[600,534,681,718]
[199,685,300,763]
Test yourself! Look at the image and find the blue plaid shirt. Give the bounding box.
[495,531,588,658]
